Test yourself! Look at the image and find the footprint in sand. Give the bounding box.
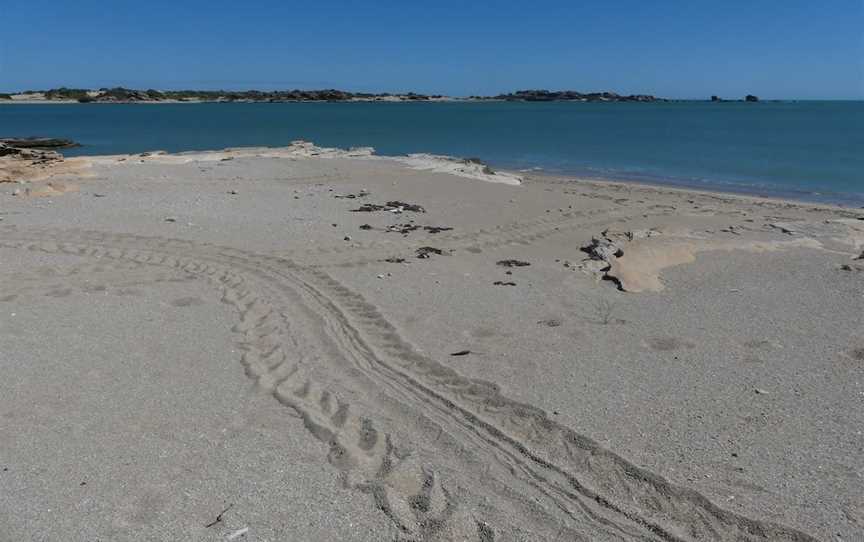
[741,339,774,362]
[170,296,205,308]
[115,288,143,297]
[848,347,864,362]
[742,339,773,349]
[470,327,497,339]
[83,284,108,293]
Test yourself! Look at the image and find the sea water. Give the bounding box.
[2,100,862,205]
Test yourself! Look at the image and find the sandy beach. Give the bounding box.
[1,143,862,541]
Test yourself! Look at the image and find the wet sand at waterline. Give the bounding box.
[1,143,862,540]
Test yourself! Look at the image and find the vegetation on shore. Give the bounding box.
[9,87,448,103]
[3,87,765,104]
[478,90,661,102]
[3,86,669,103]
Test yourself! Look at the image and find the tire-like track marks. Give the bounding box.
[0,225,817,541]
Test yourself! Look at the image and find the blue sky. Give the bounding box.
[2,0,862,99]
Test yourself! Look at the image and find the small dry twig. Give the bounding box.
[204,504,233,528]
[595,297,616,325]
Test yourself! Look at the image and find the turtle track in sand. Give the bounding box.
[0,224,817,541]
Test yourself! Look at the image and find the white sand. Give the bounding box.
[1,145,862,541]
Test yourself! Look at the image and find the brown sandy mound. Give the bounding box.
[20,181,80,197]
[608,237,823,292]
[581,227,825,292]
[0,142,92,189]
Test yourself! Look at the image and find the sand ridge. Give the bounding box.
[2,142,520,199]
[0,152,92,186]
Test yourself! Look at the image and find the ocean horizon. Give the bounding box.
[3,100,862,206]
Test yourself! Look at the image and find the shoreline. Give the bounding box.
[0,98,469,105]
[519,167,864,210]
[46,142,864,210]
[6,98,848,105]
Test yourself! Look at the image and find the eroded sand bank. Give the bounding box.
[1,144,862,541]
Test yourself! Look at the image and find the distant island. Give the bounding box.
[476,90,661,102]
[0,87,446,103]
[0,87,671,104]
[0,87,766,104]
[711,94,760,103]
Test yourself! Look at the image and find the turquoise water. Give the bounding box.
[2,101,862,205]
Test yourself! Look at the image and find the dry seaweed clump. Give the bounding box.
[352,201,426,213]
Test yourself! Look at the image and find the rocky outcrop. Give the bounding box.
[0,141,69,185]
[576,229,662,290]
[395,154,522,185]
[0,142,63,163]
[0,138,79,149]
[581,234,624,263]
[710,95,762,103]
[0,142,22,157]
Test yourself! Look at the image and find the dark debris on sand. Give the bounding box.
[386,224,453,235]
[352,201,426,213]
[496,259,531,268]
[416,246,444,259]
[334,190,369,199]
[537,319,562,327]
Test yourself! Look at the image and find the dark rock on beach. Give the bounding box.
[416,246,444,259]
[334,190,369,199]
[351,201,426,213]
[462,157,496,175]
[0,142,64,164]
[384,224,453,235]
[581,235,623,262]
[0,143,20,157]
[0,138,79,150]
[496,259,531,268]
